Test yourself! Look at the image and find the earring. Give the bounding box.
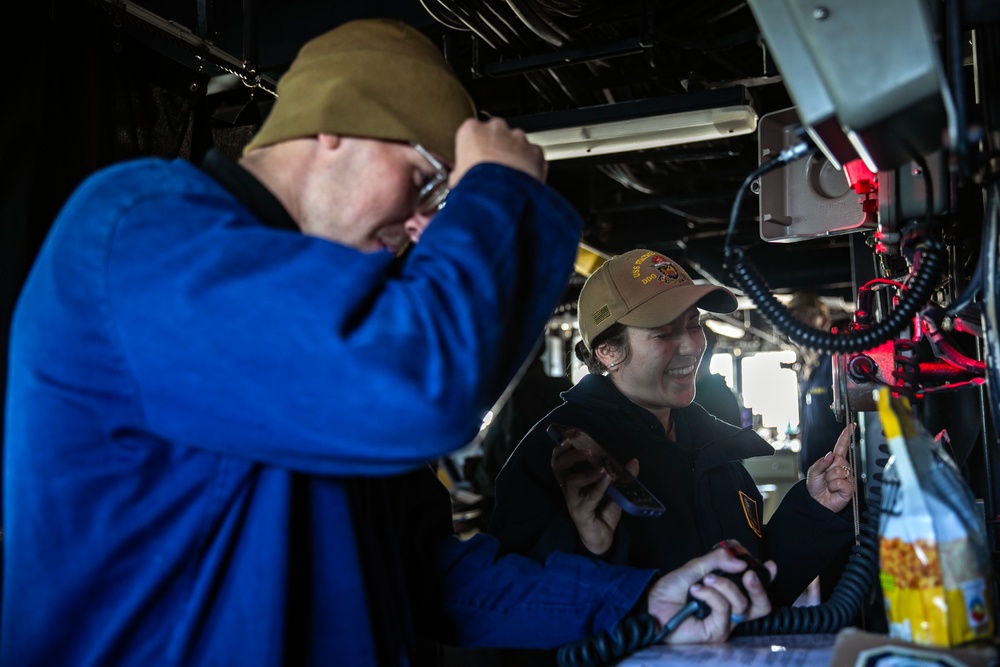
[607,359,623,369]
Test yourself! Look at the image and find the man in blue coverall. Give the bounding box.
[2,18,774,666]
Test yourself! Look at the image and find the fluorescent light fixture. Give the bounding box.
[527,105,758,160]
[510,88,758,162]
[704,318,746,340]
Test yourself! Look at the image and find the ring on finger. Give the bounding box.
[730,612,747,624]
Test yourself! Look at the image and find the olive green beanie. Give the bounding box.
[243,19,476,163]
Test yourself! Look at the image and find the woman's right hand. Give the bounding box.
[550,428,638,556]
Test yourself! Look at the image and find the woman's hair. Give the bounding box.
[574,322,629,375]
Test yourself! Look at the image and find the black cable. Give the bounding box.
[892,338,921,400]
[558,493,885,662]
[722,141,812,250]
[946,182,999,317]
[555,441,889,664]
[563,137,981,658]
[734,478,884,636]
[559,542,774,666]
[726,146,950,637]
[558,143,955,663]
[723,145,947,355]
[556,601,702,667]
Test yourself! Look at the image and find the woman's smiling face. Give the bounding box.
[609,306,706,412]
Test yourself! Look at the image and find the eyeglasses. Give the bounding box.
[412,143,451,216]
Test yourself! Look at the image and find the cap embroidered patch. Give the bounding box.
[650,256,683,283]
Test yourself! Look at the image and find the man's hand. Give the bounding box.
[805,424,855,512]
[646,543,776,644]
[451,117,547,184]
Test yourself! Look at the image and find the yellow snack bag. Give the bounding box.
[876,388,994,647]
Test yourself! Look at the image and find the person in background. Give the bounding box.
[694,325,744,427]
[787,290,853,601]
[2,20,774,667]
[787,292,846,478]
[464,346,574,530]
[489,250,856,629]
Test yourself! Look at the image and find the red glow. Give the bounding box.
[844,158,877,195]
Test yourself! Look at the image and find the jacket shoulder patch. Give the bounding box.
[738,490,762,538]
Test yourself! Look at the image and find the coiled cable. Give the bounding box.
[892,338,921,400]
[733,478,884,636]
[726,239,945,355]
[560,141,942,661]
[720,143,899,635]
[737,434,895,641]
[723,144,947,355]
[556,486,885,663]
[556,604,698,667]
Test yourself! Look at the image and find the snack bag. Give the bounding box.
[876,387,994,646]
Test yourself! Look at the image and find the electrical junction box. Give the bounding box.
[747,0,951,173]
[758,108,877,242]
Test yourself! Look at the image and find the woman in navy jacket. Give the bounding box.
[489,249,856,609]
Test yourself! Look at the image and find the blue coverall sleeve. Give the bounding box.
[436,533,656,648]
[98,162,583,475]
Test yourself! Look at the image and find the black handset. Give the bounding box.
[688,539,772,619]
[555,539,772,667]
[546,423,665,518]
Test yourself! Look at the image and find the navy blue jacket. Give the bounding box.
[2,152,657,666]
[489,373,856,607]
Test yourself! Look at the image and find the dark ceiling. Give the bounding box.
[83,0,860,325]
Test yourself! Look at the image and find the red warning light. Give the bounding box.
[844,158,877,195]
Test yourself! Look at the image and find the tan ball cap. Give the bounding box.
[578,249,739,351]
[243,19,476,163]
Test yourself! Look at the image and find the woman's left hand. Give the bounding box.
[805,424,855,512]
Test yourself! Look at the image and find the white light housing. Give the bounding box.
[526,105,758,161]
[704,318,747,340]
